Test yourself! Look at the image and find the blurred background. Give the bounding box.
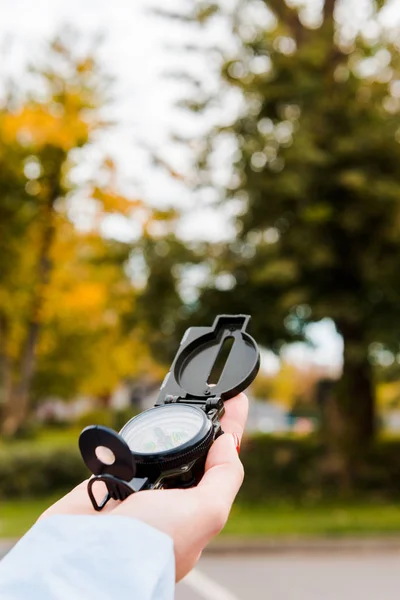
[2,0,400,598]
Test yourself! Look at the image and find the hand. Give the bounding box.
[40,392,248,581]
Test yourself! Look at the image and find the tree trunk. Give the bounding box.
[339,354,375,447]
[1,324,40,437]
[329,325,376,489]
[0,313,13,413]
[323,0,337,21]
[1,196,57,436]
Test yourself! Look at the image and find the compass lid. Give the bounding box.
[156,314,260,405]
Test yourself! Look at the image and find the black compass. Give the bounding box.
[79,314,260,511]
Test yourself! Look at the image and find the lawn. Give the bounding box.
[2,429,400,540]
[2,496,400,539]
[0,427,81,451]
[0,496,61,538]
[225,503,400,537]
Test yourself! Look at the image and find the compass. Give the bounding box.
[79,314,260,511]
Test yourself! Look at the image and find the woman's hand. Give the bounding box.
[40,392,248,581]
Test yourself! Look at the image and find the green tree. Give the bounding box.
[171,0,400,468]
[131,227,202,364]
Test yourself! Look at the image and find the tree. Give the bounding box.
[32,221,164,406]
[132,229,203,364]
[0,34,155,434]
[170,0,400,468]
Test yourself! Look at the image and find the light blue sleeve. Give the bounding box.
[0,515,175,600]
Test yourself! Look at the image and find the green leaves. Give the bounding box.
[170,0,400,449]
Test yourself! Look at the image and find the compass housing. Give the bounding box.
[120,404,214,479]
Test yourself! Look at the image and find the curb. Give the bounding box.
[206,536,400,554]
[0,540,16,556]
[3,536,400,557]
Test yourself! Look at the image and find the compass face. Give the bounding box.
[120,404,211,455]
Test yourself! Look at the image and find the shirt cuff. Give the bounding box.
[0,514,175,600]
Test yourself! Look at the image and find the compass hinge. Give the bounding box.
[205,397,224,414]
[163,395,223,413]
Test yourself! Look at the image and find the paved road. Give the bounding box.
[3,543,400,599]
[0,543,12,560]
[177,552,400,600]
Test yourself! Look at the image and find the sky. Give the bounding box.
[2,0,398,373]
[0,0,242,239]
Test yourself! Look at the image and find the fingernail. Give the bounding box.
[232,433,240,454]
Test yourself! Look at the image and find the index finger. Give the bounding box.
[196,392,248,499]
[219,391,248,442]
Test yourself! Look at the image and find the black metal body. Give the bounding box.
[79,314,260,511]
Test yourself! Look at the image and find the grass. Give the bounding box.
[2,429,400,540]
[0,427,81,451]
[2,496,400,539]
[0,496,61,538]
[224,502,400,537]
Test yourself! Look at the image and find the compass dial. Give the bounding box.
[120,404,211,455]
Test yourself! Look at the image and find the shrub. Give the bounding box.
[2,433,400,502]
[75,409,115,430]
[238,434,400,504]
[0,408,138,500]
[75,407,138,433]
[0,446,87,499]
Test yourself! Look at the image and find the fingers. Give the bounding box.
[200,392,248,497]
[193,392,248,534]
[201,391,247,485]
[198,432,244,495]
[195,433,244,534]
[219,392,248,443]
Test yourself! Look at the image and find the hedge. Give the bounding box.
[0,446,87,499]
[2,434,400,501]
[238,435,400,503]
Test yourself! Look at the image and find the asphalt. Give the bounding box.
[177,551,400,600]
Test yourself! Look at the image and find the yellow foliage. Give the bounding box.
[81,331,164,397]
[41,222,127,324]
[92,187,143,216]
[271,362,302,408]
[0,34,170,419]
[377,381,400,410]
[34,220,162,399]
[2,106,90,151]
[65,282,107,313]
